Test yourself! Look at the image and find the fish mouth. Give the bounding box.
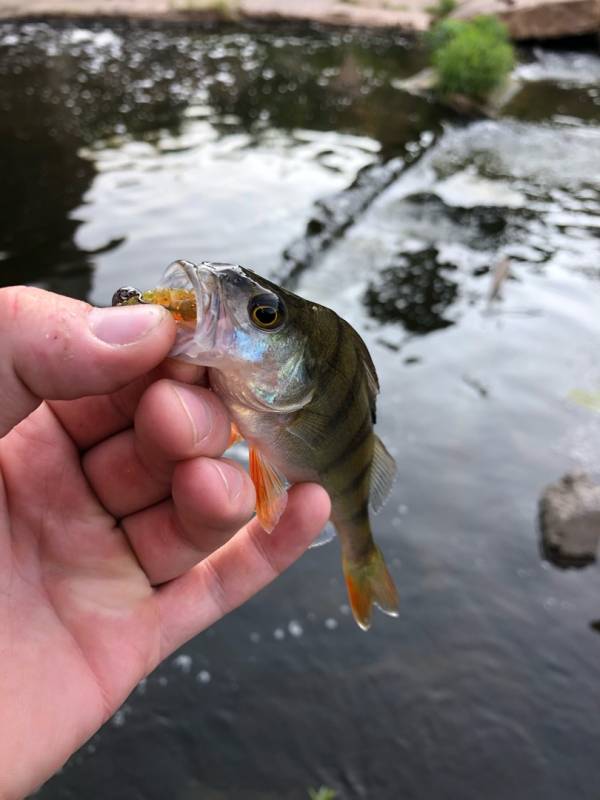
[163,259,221,362]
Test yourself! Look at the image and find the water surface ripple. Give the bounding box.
[1,22,600,800]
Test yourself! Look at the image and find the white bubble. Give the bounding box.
[273,627,285,640]
[196,670,211,684]
[339,604,350,616]
[249,631,261,644]
[111,706,130,727]
[325,618,338,630]
[288,620,303,638]
[172,654,192,674]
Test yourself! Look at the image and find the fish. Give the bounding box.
[113,260,399,630]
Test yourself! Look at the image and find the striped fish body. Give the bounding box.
[113,260,399,630]
[225,302,398,630]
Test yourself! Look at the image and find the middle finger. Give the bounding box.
[83,379,231,517]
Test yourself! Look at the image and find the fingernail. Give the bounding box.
[171,384,213,445]
[89,305,166,346]
[212,461,244,501]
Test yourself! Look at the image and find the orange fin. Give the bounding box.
[227,422,243,448]
[249,447,288,533]
[343,546,399,631]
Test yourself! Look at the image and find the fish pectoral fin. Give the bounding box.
[369,435,397,513]
[285,409,328,450]
[227,422,244,448]
[249,447,288,534]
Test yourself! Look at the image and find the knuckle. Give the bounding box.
[202,559,229,616]
[0,285,28,320]
[248,526,280,579]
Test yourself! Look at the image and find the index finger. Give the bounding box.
[49,360,206,450]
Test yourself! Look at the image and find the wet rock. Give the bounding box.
[539,472,600,568]
[397,68,523,118]
[364,246,460,334]
[453,0,600,41]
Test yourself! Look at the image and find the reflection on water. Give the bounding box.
[364,247,459,334]
[2,20,600,800]
[0,22,434,301]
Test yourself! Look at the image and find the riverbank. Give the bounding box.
[1,0,599,38]
[0,0,431,32]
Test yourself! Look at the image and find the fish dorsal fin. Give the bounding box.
[249,447,288,533]
[341,316,380,423]
[369,435,397,513]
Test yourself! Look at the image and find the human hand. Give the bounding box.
[0,286,330,799]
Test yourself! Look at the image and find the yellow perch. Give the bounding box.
[113,260,399,630]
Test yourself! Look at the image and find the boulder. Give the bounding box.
[452,0,600,40]
[539,472,600,568]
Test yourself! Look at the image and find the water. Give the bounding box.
[1,20,600,800]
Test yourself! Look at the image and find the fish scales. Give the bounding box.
[112,260,399,630]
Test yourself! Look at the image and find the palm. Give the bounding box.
[1,404,162,787]
[0,385,328,798]
[0,288,329,799]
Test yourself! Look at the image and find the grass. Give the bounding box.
[308,789,337,800]
[170,0,240,18]
[427,15,515,100]
[426,0,457,21]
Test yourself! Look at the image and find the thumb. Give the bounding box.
[0,285,176,438]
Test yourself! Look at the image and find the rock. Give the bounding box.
[396,68,523,118]
[241,0,430,31]
[452,0,600,41]
[0,0,431,30]
[539,472,600,568]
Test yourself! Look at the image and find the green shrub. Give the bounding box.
[428,16,515,99]
[424,17,464,51]
[426,0,457,21]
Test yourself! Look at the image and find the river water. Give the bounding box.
[1,20,600,800]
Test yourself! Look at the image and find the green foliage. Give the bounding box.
[170,0,240,18]
[424,17,464,51]
[428,15,515,100]
[426,0,457,21]
[308,788,337,800]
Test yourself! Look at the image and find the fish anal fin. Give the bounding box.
[343,545,399,631]
[249,447,288,534]
[369,436,397,513]
[309,521,336,549]
[227,422,243,448]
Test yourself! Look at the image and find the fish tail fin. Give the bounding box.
[343,545,399,631]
